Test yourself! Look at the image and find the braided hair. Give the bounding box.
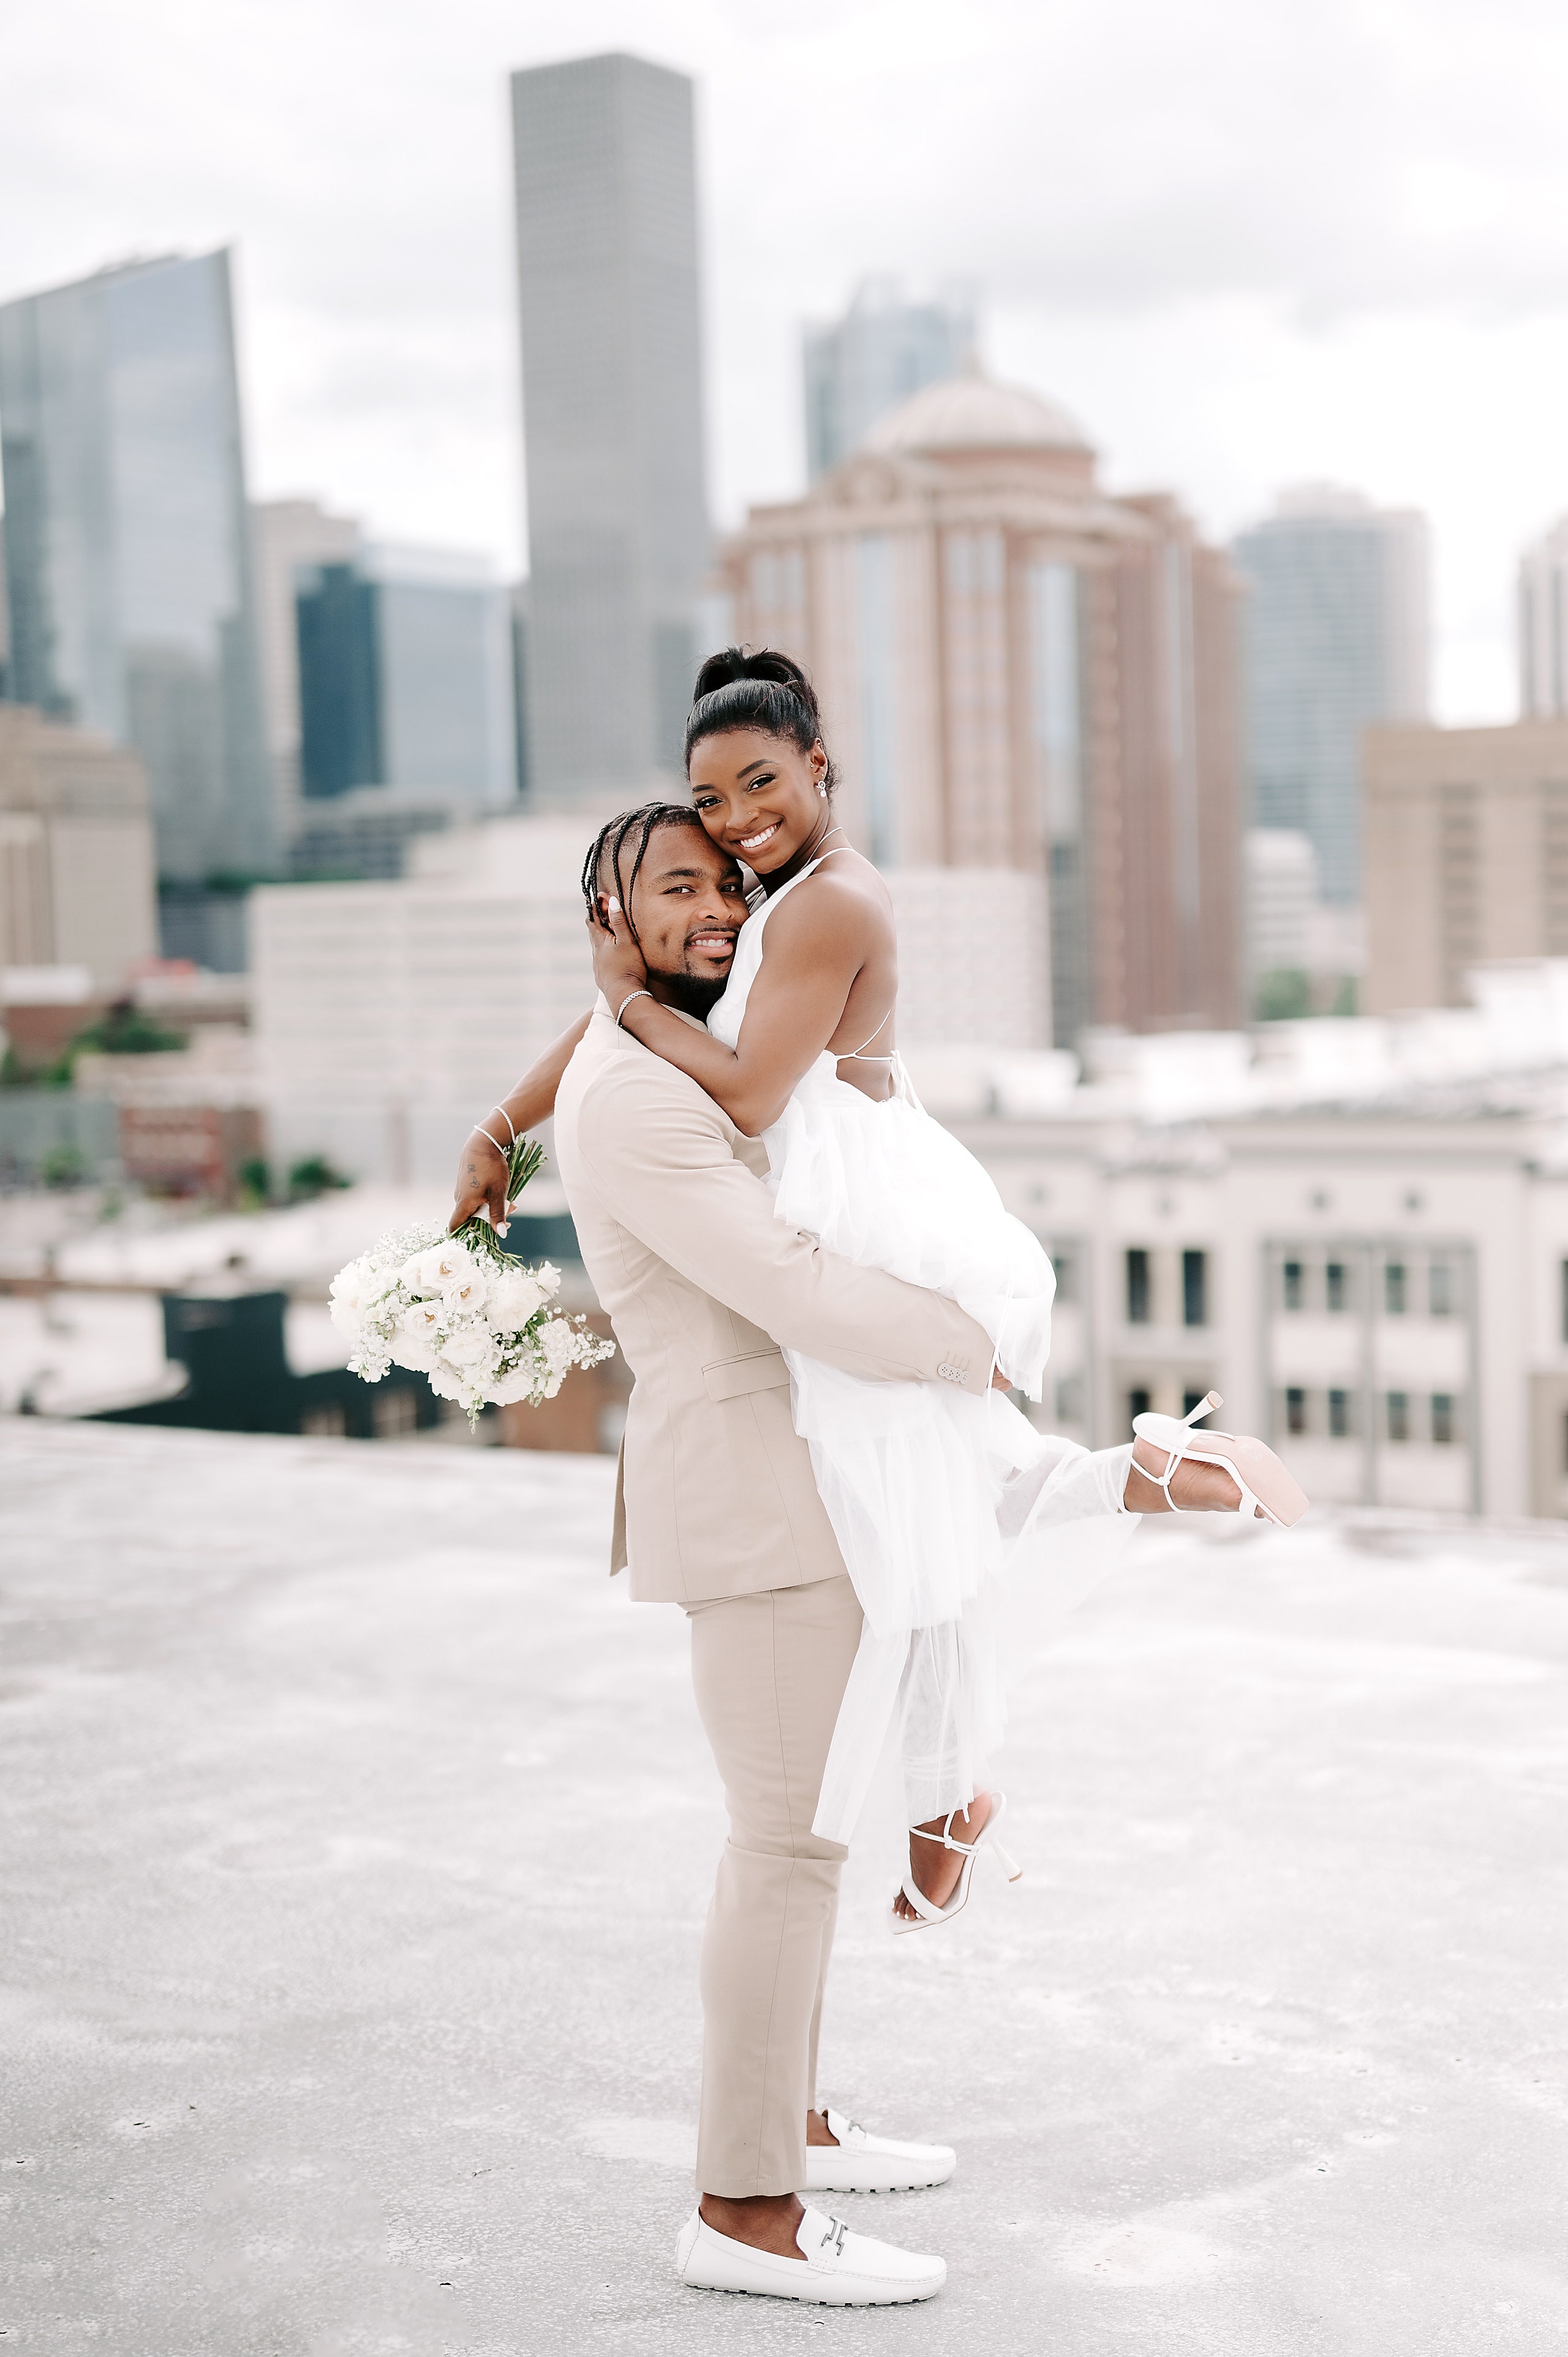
[579,802,709,949]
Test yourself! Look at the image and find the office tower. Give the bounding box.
[293,542,514,806]
[0,704,156,984]
[1520,516,1568,717]
[1363,717,1568,1011]
[804,279,976,479]
[1232,486,1430,907]
[510,52,708,806]
[0,252,273,894]
[723,371,1243,1044]
[250,498,362,846]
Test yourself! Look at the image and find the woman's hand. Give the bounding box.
[586,896,649,1022]
[449,1128,510,1234]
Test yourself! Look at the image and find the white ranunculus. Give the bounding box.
[425,1356,468,1405]
[440,1322,498,1375]
[490,1268,546,1330]
[328,1255,380,1336]
[488,1360,543,1406]
[401,1242,467,1297]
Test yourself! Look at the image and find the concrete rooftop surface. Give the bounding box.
[2,1420,1566,2356]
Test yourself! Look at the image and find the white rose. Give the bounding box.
[329,1255,382,1335]
[537,1261,562,1299]
[490,1268,546,1329]
[400,1242,467,1297]
[390,1300,441,1371]
[440,1260,494,1320]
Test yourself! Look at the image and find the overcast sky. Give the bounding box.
[5,0,1567,719]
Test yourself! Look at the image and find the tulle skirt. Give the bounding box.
[759,1055,1061,1842]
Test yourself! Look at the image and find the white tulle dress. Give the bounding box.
[708,853,1136,1844]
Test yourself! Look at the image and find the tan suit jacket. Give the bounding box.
[552,1001,994,1604]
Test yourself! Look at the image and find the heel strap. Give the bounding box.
[910,1807,979,1857]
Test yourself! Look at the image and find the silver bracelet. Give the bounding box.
[616,989,654,1029]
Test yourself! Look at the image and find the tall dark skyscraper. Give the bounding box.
[0,250,274,889]
[510,52,709,807]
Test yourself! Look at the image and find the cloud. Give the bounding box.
[1,0,1566,712]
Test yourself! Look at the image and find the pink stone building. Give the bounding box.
[720,372,1243,1044]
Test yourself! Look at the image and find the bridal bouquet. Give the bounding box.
[329,1136,614,1427]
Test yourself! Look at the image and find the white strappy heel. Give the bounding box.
[891,1792,1022,1936]
[1131,1392,1308,1528]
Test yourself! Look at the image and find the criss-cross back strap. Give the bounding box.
[802,843,898,1062]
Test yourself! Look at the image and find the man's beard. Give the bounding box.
[647,962,728,1016]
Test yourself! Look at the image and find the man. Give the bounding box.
[452,804,1234,2307]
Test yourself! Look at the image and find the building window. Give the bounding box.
[1128,1387,1151,1432]
[1126,1248,1150,1324]
[1386,1390,1410,1442]
[1431,1393,1456,1445]
[1055,1373,1084,1424]
[1325,1260,1348,1312]
[373,1387,420,1438]
[1283,1258,1303,1310]
[1051,1250,1077,1305]
[1327,1388,1352,1438]
[1182,1249,1207,1328]
[1384,1262,1407,1314]
[1428,1261,1453,1317]
[301,1401,347,1438]
[1286,1387,1307,1436]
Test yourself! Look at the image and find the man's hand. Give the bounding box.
[450,1128,510,1235]
[586,895,649,1023]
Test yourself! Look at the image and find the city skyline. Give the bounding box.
[1,1,1566,728]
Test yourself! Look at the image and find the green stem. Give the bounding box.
[456,1136,546,1264]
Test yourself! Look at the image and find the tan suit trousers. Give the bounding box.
[685,1573,863,2198]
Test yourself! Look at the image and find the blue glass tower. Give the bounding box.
[0,251,274,886]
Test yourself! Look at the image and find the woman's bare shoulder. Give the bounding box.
[766,850,893,954]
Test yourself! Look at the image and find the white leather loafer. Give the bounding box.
[675,2203,945,2306]
[804,2107,957,2193]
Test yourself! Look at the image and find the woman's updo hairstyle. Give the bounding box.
[684,646,838,791]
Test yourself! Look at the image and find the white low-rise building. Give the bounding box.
[939,967,1568,1520]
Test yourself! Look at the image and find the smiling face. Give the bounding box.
[611,822,748,1003]
[687,728,830,878]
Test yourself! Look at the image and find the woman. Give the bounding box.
[451,649,1306,1928]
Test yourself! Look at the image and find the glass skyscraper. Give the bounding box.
[293,543,515,809]
[804,279,977,480]
[0,251,273,888]
[1232,488,1429,906]
[510,52,709,806]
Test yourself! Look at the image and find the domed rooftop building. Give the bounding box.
[720,366,1243,1048]
[862,369,1091,462]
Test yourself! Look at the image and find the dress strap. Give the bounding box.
[839,1005,895,1060]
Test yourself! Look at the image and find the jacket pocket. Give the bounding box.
[703,1349,791,1403]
